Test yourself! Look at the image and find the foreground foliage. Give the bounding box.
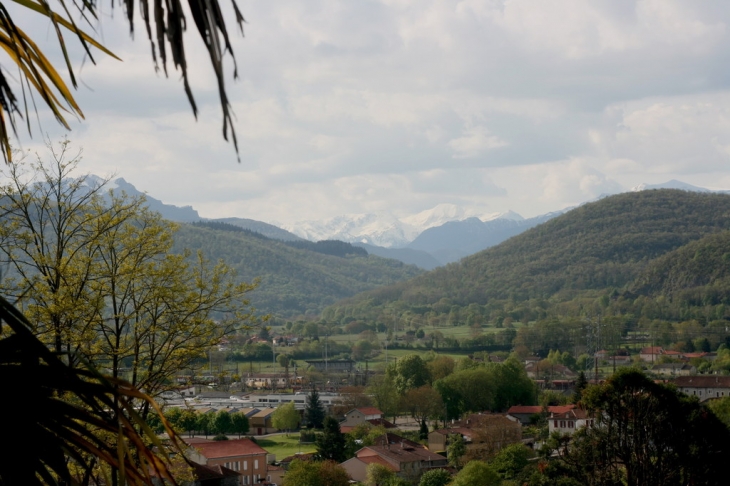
[546,369,730,486]
[0,295,182,485]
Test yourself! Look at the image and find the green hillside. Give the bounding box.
[632,231,730,303]
[171,224,423,318]
[328,190,730,321]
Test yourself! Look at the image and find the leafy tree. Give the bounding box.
[305,387,326,429]
[316,416,346,462]
[367,374,400,422]
[489,443,531,479]
[558,369,730,486]
[180,408,200,438]
[387,354,431,394]
[418,469,452,486]
[447,434,466,468]
[197,413,214,437]
[230,411,250,438]
[400,385,444,426]
[212,410,233,435]
[450,461,501,486]
[272,402,300,435]
[366,463,396,486]
[0,146,258,401]
[282,459,349,486]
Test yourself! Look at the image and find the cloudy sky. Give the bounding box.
[12,0,730,226]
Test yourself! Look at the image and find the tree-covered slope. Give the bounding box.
[335,190,730,312]
[631,231,730,303]
[171,224,423,318]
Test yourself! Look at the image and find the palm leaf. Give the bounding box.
[0,295,185,485]
[0,0,244,163]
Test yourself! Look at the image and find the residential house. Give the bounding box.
[506,405,575,425]
[651,363,697,377]
[525,362,576,380]
[640,346,664,363]
[674,376,730,402]
[186,438,268,485]
[345,435,447,483]
[548,408,594,435]
[339,407,396,433]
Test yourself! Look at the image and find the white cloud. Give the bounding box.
[448,126,508,158]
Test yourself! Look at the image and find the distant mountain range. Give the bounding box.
[108,177,730,269]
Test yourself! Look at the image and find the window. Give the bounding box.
[243,476,249,485]
[554,420,558,427]
[254,459,259,469]
[244,461,248,470]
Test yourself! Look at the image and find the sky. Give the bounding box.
[10,0,730,227]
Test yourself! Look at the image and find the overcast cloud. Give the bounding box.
[9,0,730,225]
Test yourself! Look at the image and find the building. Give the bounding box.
[249,408,278,435]
[640,346,664,363]
[186,438,268,485]
[651,363,697,376]
[339,407,396,432]
[506,405,575,425]
[548,408,593,435]
[342,433,447,483]
[674,376,730,401]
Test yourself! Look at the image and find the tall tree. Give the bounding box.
[272,402,300,436]
[282,459,350,486]
[0,143,258,401]
[450,461,501,486]
[556,369,730,486]
[305,387,326,429]
[387,354,431,395]
[367,374,400,423]
[316,416,346,462]
[230,412,250,438]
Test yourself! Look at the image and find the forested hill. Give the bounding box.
[330,190,730,314]
[171,224,423,318]
[631,231,730,299]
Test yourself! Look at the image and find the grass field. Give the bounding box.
[255,434,316,461]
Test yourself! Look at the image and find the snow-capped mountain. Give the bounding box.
[285,204,528,248]
[630,180,711,193]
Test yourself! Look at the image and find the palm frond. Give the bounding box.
[0,295,185,485]
[1,0,244,163]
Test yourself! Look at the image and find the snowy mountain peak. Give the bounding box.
[631,180,710,193]
[286,204,526,248]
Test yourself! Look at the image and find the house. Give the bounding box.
[339,407,396,433]
[640,347,664,363]
[186,438,268,485]
[548,408,594,436]
[340,455,396,484]
[506,405,575,425]
[673,376,730,402]
[265,464,284,485]
[651,363,697,377]
[346,435,447,483]
[525,362,576,380]
[153,462,241,486]
[250,408,278,435]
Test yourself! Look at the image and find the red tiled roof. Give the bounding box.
[674,376,730,388]
[640,347,664,354]
[550,408,590,420]
[507,405,575,415]
[356,407,383,416]
[186,438,267,459]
